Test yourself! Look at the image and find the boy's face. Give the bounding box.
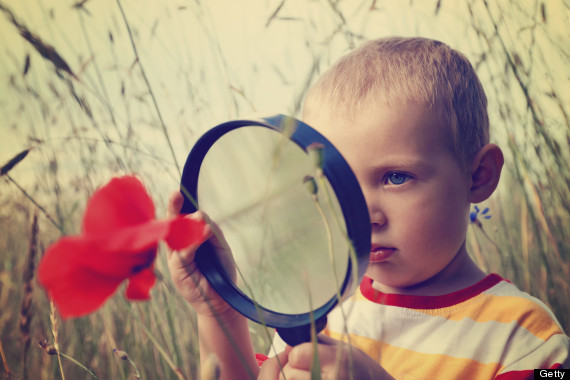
[304,102,474,293]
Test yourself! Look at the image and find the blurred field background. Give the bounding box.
[0,0,568,378]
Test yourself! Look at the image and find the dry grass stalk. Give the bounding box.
[0,2,78,80]
[20,211,38,380]
[0,339,13,380]
[49,301,66,380]
[4,175,63,233]
[113,349,141,379]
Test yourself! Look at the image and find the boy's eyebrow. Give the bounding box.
[370,156,432,171]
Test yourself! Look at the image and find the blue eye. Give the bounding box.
[386,172,411,185]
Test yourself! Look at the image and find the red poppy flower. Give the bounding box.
[38,176,206,318]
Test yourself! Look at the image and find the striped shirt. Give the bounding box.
[321,274,569,379]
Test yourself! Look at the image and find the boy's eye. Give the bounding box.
[386,172,411,185]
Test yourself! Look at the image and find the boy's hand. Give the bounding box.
[258,335,393,380]
[166,191,236,317]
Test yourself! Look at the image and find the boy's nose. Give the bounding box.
[360,185,387,229]
[369,209,387,229]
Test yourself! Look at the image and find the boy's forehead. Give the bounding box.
[305,99,447,131]
[304,101,455,156]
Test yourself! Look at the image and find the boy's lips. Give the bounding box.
[369,246,396,262]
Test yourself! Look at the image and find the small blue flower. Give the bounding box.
[470,205,491,224]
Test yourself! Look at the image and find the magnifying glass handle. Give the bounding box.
[276,316,327,347]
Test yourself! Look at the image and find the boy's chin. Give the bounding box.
[364,264,411,289]
[364,264,434,294]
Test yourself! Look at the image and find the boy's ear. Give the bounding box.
[468,143,504,203]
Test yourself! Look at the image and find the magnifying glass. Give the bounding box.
[180,115,370,346]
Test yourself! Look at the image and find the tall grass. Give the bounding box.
[0,0,568,378]
[464,0,569,331]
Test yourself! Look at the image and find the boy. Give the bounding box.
[167,37,569,379]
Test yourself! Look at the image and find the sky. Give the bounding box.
[0,0,568,201]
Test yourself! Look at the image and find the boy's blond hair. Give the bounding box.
[303,37,489,169]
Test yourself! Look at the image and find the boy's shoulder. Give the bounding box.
[476,275,564,332]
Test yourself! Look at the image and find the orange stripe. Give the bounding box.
[327,330,502,379]
[412,294,562,340]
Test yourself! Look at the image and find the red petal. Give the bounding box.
[75,243,157,279]
[38,238,123,318]
[255,353,269,367]
[77,217,207,278]
[95,221,173,252]
[38,217,208,318]
[125,266,156,300]
[165,216,208,250]
[74,218,205,276]
[83,176,155,234]
[38,175,210,319]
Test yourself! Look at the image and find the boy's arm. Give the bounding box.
[198,310,259,380]
[166,192,259,380]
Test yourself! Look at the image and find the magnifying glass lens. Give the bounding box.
[197,126,350,315]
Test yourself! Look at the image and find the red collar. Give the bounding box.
[360,274,504,309]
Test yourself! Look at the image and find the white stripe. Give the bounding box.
[497,334,570,371]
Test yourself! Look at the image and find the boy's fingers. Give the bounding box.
[288,340,337,371]
[258,350,290,379]
[167,190,184,217]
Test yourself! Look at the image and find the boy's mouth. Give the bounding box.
[369,246,396,262]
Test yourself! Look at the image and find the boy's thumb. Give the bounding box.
[317,334,340,346]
